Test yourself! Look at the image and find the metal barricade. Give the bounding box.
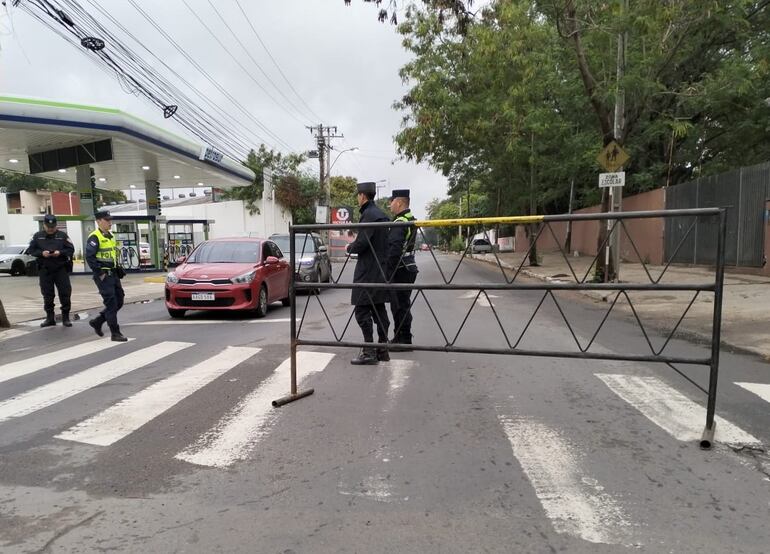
[273,208,727,450]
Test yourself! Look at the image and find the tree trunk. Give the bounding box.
[0,299,10,329]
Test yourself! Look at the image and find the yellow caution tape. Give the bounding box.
[414,215,544,228]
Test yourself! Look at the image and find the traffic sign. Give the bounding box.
[596,141,629,172]
[598,172,625,188]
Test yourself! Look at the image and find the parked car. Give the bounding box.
[139,242,152,268]
[0,245,37,276]
[470,238,494,254]
[164,237,291,318]
[420,243,430,251]
[270,233,332,289]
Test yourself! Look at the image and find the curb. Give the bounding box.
[470,255,770,363]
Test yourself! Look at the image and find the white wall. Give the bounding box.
[0,195,40,247]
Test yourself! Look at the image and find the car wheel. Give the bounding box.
[254,285,268,318]
[11,260,25,276]
[167,308,186,318]
[313,272,322,295]
[324,263,332,283]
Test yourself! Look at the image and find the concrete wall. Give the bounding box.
[19,190,45,215]
[530,188,665,264]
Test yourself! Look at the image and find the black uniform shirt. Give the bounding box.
[28,230,75,271]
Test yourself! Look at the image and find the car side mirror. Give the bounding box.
[318,245,328,253]
[265,256,279,265]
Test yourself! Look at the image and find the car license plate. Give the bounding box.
[191,292,215,301]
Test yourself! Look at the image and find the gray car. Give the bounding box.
[270,233,332,289]
[470,238,494,254]
[0,245,37,276]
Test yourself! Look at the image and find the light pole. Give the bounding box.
[325,146,358,214]
[375,179,389,200]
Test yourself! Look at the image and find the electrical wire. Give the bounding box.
[233,0,324,123]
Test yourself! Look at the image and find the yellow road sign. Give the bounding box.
[597,141,630,172]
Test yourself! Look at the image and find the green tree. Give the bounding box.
[273,173,323,224]
[329,175,358,210]
[225,145,307,215]
[392,0,770,273]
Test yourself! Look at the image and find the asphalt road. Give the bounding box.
[0,253,769,553]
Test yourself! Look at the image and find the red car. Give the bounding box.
[164,237,291,318]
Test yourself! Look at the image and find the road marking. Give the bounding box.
[735,382,770,405]
[56,346,260,446]
[0,340,132,385]
[0,328,29,341]
[387,359,414,398]
[0,342,192,423]
[125,318,295,326]
[498,415,631,545]
[176,351,335,468]
[458,291,498,307]
[596,374,761,445]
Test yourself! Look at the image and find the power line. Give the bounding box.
[233,0,324,123]
[125,0,296,151]
[204,0,318,124]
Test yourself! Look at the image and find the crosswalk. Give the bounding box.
[1,333,769,547]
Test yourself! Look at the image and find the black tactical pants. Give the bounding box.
[354,303,389,343]
[93,273,125,333]
[389,268,417,341]
[39,266,72,315]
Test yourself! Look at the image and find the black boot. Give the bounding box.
[377,339,390,362]
[110,326,128,342]
[397,334,413,352]
[62,312,72,327]
[89,315,105,337]
[40,313,56,328]
[350,348,378,365]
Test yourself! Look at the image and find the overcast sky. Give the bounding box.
[0,0,447,217]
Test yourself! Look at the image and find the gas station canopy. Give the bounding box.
[0,95,254,190]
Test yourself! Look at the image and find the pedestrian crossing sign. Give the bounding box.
[596,141,630,172]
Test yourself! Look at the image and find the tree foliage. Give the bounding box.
[273,173,324,224]
[392,0,770,218]
[225,145,307,215]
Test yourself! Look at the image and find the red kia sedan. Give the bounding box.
[164,237,291,318]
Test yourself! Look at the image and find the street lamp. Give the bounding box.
[375,178,389,200]
[324,146,358,222]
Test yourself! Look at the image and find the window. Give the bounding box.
[187,241,259,263]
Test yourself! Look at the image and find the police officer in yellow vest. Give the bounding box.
[85,211,128,341]
[386,189,418,349]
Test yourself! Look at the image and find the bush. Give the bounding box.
[449,236,465,253]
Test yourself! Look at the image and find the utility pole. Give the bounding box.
[307,124,344,224]
[609,0,628,282]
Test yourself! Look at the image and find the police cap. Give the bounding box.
[390,189,410,200]
[356,181,377,196]
[43,214,57,226]
[94,210,112,220]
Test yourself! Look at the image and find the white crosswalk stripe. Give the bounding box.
[498,414,632,545]
[596,373,760,445]
[56,346,261,446]
[0,342,192,423]
[0,339,132,384]
[735,382,770,405]
[176,351,335,468]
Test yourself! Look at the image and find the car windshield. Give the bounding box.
[271,236,317,256]
[0,246,23,255]
[474,239,490,245]
[187,241,259,263]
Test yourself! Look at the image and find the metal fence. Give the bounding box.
[665,162,770,267]
[274,209,727,450]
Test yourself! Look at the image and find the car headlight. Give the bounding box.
[231,270,256,284]
[166,272,179,284]
[299,257,315,267]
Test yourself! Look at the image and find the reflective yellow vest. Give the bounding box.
[88,228,118,268]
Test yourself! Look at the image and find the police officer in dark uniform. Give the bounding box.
[347,181,391,365]
[27,214,75,327]
[85,210,128,342]
[386,189,418,349]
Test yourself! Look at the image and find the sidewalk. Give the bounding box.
[473,251,770,361]
[0,273,165,325]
